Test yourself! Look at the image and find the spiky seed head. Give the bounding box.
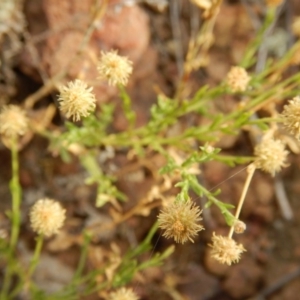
[0,105,28,138]
[282,96,300,140]
[30,198,66,237]
[226,66,250,93]
[158,200,204,244]
[210,232,246,265]
[108,287,139,300]
[233,220,246,234]
[97,50,133,86]
[254,136,288,176]
[57,79,96,122]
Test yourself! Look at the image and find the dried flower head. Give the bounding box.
[158,200,204,244]
[30,198,66,237]
[282,96,300,140]
[57,79,96,122]
[108,287,139,300]
[292,17,300,37]
[226,66,251,93]
[0,105,28,138]
[254,136,288,176]
[233,220,246,234]
[210,232,246,265]
[97,50,133,86]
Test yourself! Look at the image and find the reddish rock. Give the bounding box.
[22,0,150,101]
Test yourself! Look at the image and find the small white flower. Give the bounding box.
[254,136,288,176]
[57,79,96,121]
[0,105,28,137]
[226,66,251,93]
[30,198,66,237]
[97,51,133,86]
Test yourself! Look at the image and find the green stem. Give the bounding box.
[0,137,21,299]
[188,174,235,225]
[10,138,21,251]
[73,232,91,282]
[118,84,136,130]
[28,234,44,279]
[8,235,44,299]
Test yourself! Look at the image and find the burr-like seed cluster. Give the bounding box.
[97,50,133,86]
[210,232,246,265]
[108,287,139,300]
[30,198,66,237]
[226,66,251,93]
[57,79,96,122]
[0,105,28,138]
[158,200,204,244]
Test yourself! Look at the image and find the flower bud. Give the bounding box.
[233,220,246,234]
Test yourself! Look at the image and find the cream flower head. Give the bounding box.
[97,50,133,86]
[210,232,246,265]
[282,96,300,140]
[57,79,96,122]
[226,66,250,93]
[0,105,28,138]
[158,200,204,244]
[254,136,288,176]
[108,287,139,300]
[30,198,66,237]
